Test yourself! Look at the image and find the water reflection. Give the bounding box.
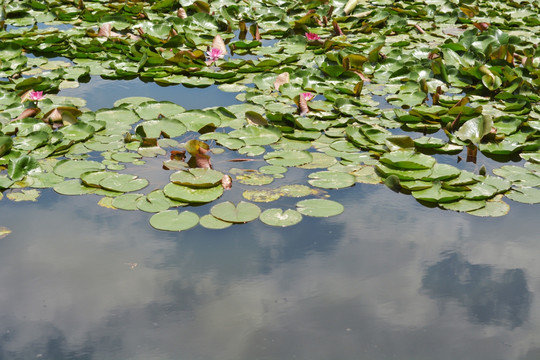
[422,251,532,328]
[0,184,538,359]
[59,76,241,111]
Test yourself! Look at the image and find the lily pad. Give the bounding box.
[199,214,233,230]
[170,168,224,188]
[260,208,303,227]
[210,201,261,223]
[149,210,199,231]
[308,171,356,189]
[296,199,344,217]
[98,173,148,193]
[163,183,224,203]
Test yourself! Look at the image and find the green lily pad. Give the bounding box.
[53,179,97,195]
[505,187,540,204]
[440,199,487,212]
[412,182,464,203]
[112,193,144,210]
[264,150,313,167]
[467,199,510,217]
[308,171,356,189]
[163,183,224,203]
[149,210,199,232]
[135,101,186,120]
[199,214,233,230]
[379,151,436,170]
[260,208,302,227]
[53,159,105,178]
[99,174,149,193]
[229,126,281,146]
[210,201,261,223]
[296,199,344,217]
[170,168,224,188]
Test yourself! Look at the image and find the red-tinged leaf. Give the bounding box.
[185,139,210,156]
[177,8,187,18]
[98,23,122,38]
[227,158,258,162]
[413,24,425,34]
[332,20,344,36]
[249,23,261,41]
[274,72,290,91]
[327,5,334,18]
[221,174,232,190]
[170,150,186,161]
[14,108,40,121]
[212,34,227,56]
[191,153,212,169]
[466,145,477,164]
[298,95,309,116]
[353,70,371,82]
[473,22,490,31]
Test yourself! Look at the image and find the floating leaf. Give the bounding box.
[243,189,281,202]
[260,208,302,227]
[308,171,356,189]
[170,168,224,188]
[199,214,232,229]
[210,201,261,223]
[264,150,313,167]
[7,189,40,202]
[112,193,144,211]
[99,174,149,193]
[163,183,224,203]
[505,187,540,204]
[0,227,11,239]
[149,210,199,231]
[296,199,344,217]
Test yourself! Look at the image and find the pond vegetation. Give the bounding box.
[0,0,539,232]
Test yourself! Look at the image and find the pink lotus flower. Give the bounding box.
[206,47,224,65]
[301,92,315,101]
[28,90,44,101]
[305,32,321,41]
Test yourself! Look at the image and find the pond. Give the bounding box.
[1,0,540,359]
[1,78,539,360]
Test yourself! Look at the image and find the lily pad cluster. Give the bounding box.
[1,0,540,231]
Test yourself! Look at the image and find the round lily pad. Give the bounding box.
[99,173,149,193]
[170,168,224,188]
[260,208,302,227]
[112,193,144,210]
[163,183,224,203]
[296,199,344,217]
[53,159,105,178]
[440,199,487,212]
[467,200,510,217]
[210,201,261,223]
[243,189,281,202]
[505,187,540,204]
[278,184,313,197]
[149,210,199,231]
[199,214,233,230]
[229,125,281,146]
[264,150,313,167]
[308,171,356,189]
[53,179,97,195]
[379,151,436,170]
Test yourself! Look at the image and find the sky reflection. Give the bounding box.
[0,184,538,360]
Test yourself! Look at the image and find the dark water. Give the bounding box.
[0,79,539,360]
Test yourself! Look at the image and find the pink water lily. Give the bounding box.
[305,32,321,41]
[28,90,44,101]
[301,92,315,101]
[206,47,224,65]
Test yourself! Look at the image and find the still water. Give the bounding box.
[0,80,539,360]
